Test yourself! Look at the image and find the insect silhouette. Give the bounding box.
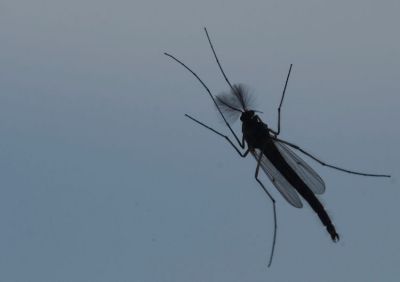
[164,28,391,267]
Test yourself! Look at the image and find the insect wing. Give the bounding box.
[274,141,326,195]
[252,150,303,208]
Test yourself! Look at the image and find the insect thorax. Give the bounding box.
[242,115,270,149]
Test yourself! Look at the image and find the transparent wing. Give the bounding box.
[274,140,325,195]
[252,150,303,208]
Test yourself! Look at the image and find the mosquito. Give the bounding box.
[164,28,391,267]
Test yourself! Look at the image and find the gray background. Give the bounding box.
[1,0,399,281]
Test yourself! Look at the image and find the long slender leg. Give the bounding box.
[204,28,234,92]
[164,52,245,148]
[272,137,391,177]
[186,112,278,265]
[269,64,293,136]
[185,114,251,158]
[253,146,277,267]
[204,27,292,138]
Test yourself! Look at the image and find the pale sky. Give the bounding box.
[1,1,399,281]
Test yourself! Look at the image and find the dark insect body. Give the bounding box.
[165,28,390,267]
